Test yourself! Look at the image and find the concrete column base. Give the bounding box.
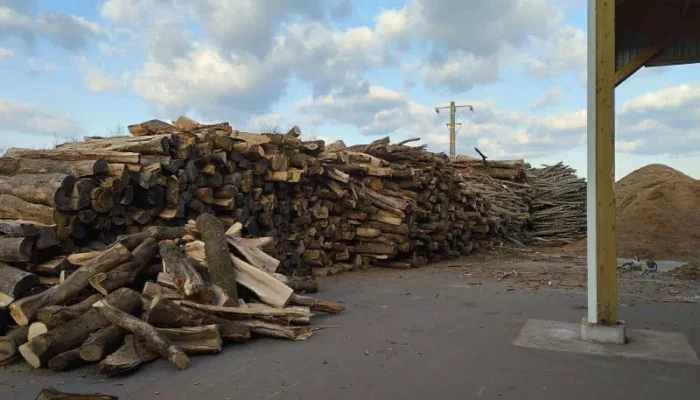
[581,318,627,344]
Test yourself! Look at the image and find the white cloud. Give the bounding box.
[0,47,13,60]
[27,58,57,76]
[0,5,102,50]
[0,100,83,140]
[520,25,586,79]
[84,69,122,92]
[98,42,125,55]
[531,86,565,110]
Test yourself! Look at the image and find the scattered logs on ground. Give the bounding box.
[0,218,344,375]
[526,162,587,245]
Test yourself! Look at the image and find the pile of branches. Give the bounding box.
[526,162,587,245]
[0,214,342,375]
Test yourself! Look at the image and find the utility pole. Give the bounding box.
[435,102,473,158]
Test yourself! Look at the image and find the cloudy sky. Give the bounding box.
[1,0,699,179]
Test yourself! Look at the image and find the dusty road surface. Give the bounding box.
[1,254,699,400]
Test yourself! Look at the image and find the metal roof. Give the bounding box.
[615,0,700,84]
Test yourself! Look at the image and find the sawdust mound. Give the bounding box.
[665,260,700,281]
[561,164,700,261]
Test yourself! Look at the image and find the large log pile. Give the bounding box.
[526,162,587,245]
[0,218,343,374]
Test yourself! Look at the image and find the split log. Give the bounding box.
[142,282,182,300]
[118,226,188,251]
[239,320,312,341]
[147,296,249,342]
[47,348,87,372]
[18,288,141,368]
[0,262,39,307]
[196,214,239,303]
[158,240,207,300]
[0,325,29,363]
[274,274,318,294]
[27,322,48,341]
[97,334,157,376]
[227,236,280,274]
[34,387,118,400]
[10,243,132,325]
[290,294,345,314]
[177,301,311,324]
[0,194,55,225]
[35,294,104,328]
[0,236,34,262]
[93,294,190,370]
[155,325,222,355]
[29,258,75,276]
[89,238,158,295]
[230,254,293,308]
[79,325,127,362]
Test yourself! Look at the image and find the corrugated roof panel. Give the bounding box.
[616,33,700,71]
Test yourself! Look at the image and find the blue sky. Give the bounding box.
[1,0,699,180]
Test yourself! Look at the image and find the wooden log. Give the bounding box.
[35,387,118,400]
[159,240,207,300]
[155,325,222,355]
[0,262,39,307]
[195,214,239,304]
[0,325,29,363]
[142,282,182,300]
[27,322,48,341]
[226,236,279,274]
[67,250,103,266]
[239,320,312,341]
[35,294,104,328]
[177,301,311,324]
[93,295,190,370]
[18,288,141,368]
[0,194,55,225]
[28,257,74,277]
[47,348,88,372]
[230,254,293,308]
[89,238,158,295]
[97,334,157,376]
[0,219,54,237]
[79,325,127,362]
[0,158,109,177]
[290,294,345,313]
[117,226,188,251]
[5,148,141,164]
[0,173,71,207]
[0,236,34,262]
[9,243,132,326]
[147,296,250,342]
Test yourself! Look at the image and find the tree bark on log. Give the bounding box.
[147,296,250,342]
[18,288,141,368]
[0,173,72,207]
[10,243,132,326]
[97,334,158,376]
[290,294,345,314]
[79,325,127,362]
[0,194,56,225]
[4,148,140,164]
[158,240,207,300]
[195,214,239,303]
[0,158,109,177]
[89,238,158,295]
[47,348,87,372]
[0,262,39,307]
[34,387,118,400]
[176,301,311,325]
[117,226,188,251]
[155,325,222,355]
[0,219,55,237]
[93,295,190,370]
[0,236,35,263]
[0,325,29,363]
[35,294,104,328]
[239,320,312,341]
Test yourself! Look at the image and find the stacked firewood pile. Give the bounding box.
[450,156,533,246]
[0,214,343,374]
[309,138,511,271]
[526,162,587,245]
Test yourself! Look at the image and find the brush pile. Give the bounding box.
[0,215,343,374]
[527,162,587,245]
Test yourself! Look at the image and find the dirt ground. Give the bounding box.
[433,247,700,304]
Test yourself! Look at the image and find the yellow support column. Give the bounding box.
[587,0,617,325]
